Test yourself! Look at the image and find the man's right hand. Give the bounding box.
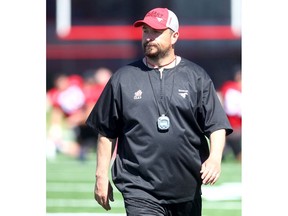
[94,176,114,211]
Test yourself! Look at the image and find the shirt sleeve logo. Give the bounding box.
[178,89,189,98]
[133,90,143,100]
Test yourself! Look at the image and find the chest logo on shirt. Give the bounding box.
[133,90,143,100]
[178,89,188,98]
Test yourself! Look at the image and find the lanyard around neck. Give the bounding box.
[145,56,176,69]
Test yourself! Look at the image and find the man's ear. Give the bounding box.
[171,31,179,45]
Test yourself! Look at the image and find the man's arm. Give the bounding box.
[200,129,226,185]
[94,134,116,210]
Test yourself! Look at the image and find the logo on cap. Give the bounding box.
[133,8,179,32]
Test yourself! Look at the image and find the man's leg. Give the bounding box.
[124,198,166,216]
[167,197,202,216]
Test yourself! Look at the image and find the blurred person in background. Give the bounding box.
[46,73,85,159]
[86,8,233,215]
[74,67,113,161]
[219,66,242,162]
[83,67,113,116]
[46,68,113,161]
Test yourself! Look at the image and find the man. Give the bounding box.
[86,7,233,216]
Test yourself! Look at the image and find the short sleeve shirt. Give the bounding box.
[86,58,233,204]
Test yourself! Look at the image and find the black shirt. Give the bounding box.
[86,57,233,204]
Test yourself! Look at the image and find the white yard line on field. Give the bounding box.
[202,182,242,201]
[46,199,124,208]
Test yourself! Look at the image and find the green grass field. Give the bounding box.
[46,152,241,216]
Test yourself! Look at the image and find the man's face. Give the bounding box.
[142,25,173,59]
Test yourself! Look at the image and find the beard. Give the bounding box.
[143,42,169,61]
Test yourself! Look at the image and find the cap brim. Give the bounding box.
[133,20,145,27]
[133,19,168,30]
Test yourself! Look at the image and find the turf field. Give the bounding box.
[46,152,241,216]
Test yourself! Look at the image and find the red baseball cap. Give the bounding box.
[133,8,179,32]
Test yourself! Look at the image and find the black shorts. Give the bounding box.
[124,197,202,216]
